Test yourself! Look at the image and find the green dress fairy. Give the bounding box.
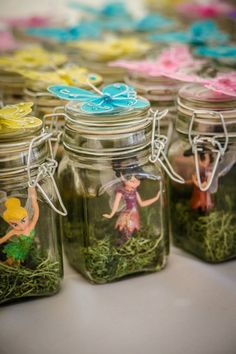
[3,229,36,262]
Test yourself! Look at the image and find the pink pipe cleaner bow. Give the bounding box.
[1,15,52,28]
[177,1,233,19]
[110,45,206,83]
[204,72,236,97]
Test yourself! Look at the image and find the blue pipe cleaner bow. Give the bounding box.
[135,14,176,32]
[149,20,229,45]
[195,46,236,59]
[26,21,101,42]
[48,83,149,114]
[69,1,131,18]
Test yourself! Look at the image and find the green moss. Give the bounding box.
[0,253,61,304]
[63,222,167,283]
[172,200,236,263]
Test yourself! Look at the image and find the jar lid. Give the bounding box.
[65,99,150,131]
[126,72,180,101]
[178,83,236,110]
[0,102,43,141]
[63,99,152,153]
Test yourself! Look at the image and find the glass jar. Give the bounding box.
[168,83,236,263]
[0,70,26,105]
[0,107,66,304]
[58,100,171,283]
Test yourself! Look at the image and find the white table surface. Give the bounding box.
[1,247,236,354]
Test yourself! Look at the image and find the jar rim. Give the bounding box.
[0,122,43,142]
[64,99,150,132]
[177,84,236,137]
[179,83,236,107]
[0,128,49,174]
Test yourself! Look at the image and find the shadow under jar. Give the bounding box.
[168,83,236,263]
[0,122,65,304]
[58,100,169,283]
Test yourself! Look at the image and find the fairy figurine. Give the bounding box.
[0,187,39,266]
[103,167,160,245]
[184,149,214,212]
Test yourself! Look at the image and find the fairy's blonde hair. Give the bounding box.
[3,198,28,222]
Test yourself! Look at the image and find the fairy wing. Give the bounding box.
[98,176,126,212]
[99,170,161,212]
[210,150,236,194]
[48,85,100,101]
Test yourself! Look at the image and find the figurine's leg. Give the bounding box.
[115,228,131,246]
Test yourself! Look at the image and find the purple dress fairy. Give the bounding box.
[103,174,160,245]
[115,187,140,241]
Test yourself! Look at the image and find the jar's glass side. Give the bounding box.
[0,72,26,105]
[0,180,63,304]
[168,136,236,263]
[59,154,168,283]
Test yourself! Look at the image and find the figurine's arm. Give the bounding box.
[103,192,122,219]
[192,173,209,188]
[136,191,160,208]
[192,174,199,187]
[185,178,194,185]
[0,229,15,245]
[28,187,39,230]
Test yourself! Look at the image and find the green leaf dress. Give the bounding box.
[3,229,36,261]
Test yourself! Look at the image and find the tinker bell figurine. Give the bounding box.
[103,168,160,245]
[0,187,39,266]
